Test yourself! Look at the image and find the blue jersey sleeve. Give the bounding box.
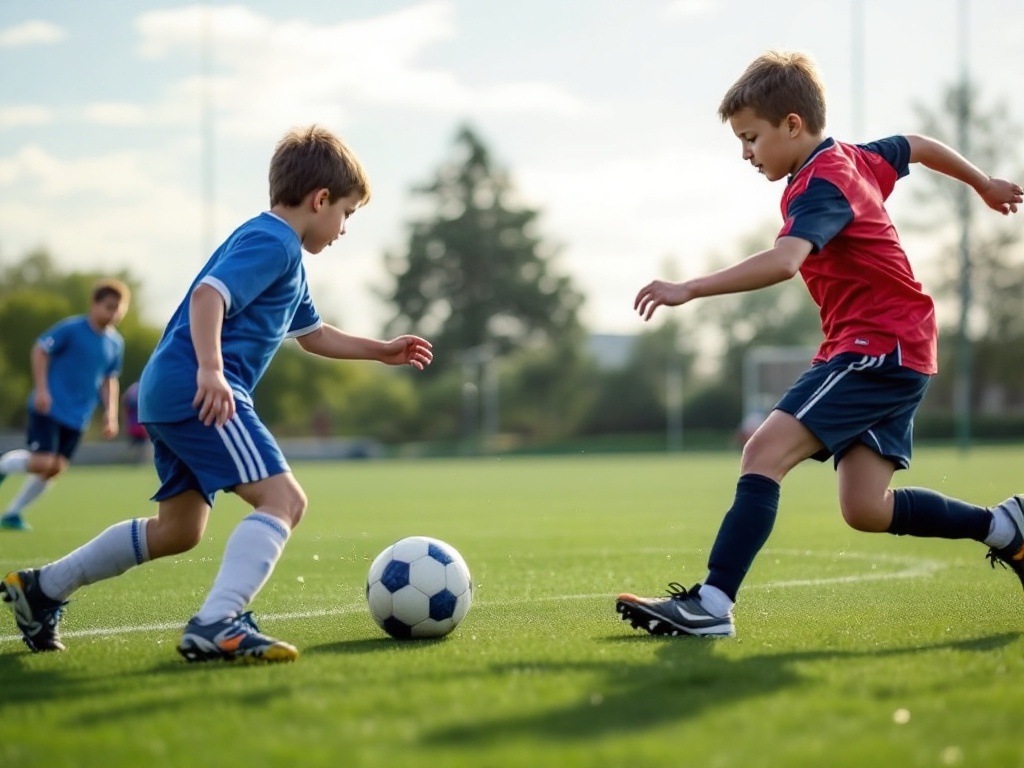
[858,135,911,178]
[37,317,74,356]
[783,178,854,253]
[286,278,322,338]
[205,230,295,318]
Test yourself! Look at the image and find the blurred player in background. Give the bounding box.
[617,50,1024,638]
[2,125,433,663]
[0,279,129,531]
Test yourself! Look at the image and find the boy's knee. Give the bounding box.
[839,500,889,533]
[148,518,204,558]
[282,487,308,528]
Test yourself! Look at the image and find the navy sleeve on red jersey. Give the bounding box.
[858,135,911,178]
[782,178,854,253]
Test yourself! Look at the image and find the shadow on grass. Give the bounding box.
[424,631,1020,745]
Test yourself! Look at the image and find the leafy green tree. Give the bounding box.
[908,82,1024,415]
[382,125,585,367]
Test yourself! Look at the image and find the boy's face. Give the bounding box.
[305,190,364,255]
[90,295,126,328]
[728,108,802,182]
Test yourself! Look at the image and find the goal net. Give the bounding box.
[741,345,819,424]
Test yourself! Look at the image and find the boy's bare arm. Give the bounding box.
[30,343,52,414]
[100,376,119,438]
[189,283,235,426]
[905,134,1023,215]
[634,236,812,321]
[296,325,433,370]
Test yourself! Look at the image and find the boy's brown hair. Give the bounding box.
[92,278,131,308]
[717,50,827,135]
[269,125,372,208]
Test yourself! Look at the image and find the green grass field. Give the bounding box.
[2,447,1023,768]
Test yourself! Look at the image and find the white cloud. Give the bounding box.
[0,20,66,48]
[662,0,721,20]
[0,105,52,128]
[81,103,150,127]
[129,1,590,142]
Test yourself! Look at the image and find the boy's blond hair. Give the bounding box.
[92,278,131,309]
[269,125,371,208]
[718,50,827,134]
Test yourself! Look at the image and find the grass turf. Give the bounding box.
[1,446,1023,767]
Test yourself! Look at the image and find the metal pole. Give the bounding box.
[954,0,972,451]
[851,0,865,139]
[200,1,215,257]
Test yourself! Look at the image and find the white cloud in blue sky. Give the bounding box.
[0,0,1021,339]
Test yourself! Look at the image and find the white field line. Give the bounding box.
[0,548,947,646]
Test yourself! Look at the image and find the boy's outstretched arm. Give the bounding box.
[296,325,433,371]
[634,236,812,321]
[906,134,1023,215]
[189,283,236,427]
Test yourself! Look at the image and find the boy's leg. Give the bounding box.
[3,518,153,652]
[145,410,302,663]
[0,450,36,528]
[617,410,819,637]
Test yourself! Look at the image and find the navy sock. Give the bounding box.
[706,473,781,601]
[888,487,991,541]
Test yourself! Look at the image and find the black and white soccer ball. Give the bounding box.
[366,536,472,639]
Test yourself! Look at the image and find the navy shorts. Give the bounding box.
[26,411,82,459]
[145,402,290,506]
[775,350,931,470]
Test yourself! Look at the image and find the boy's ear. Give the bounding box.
[785,113,803,137]
[311,188,331,211]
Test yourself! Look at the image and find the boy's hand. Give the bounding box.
[380,336,434,370]
[193,367,236,426]
[102,415,119,440]
[978,176,1023,215]
[33,389,52,415]
[635,280,695,321]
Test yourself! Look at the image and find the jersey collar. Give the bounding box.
[788,137,835,184]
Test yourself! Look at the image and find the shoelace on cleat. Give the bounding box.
[664,582,698,600]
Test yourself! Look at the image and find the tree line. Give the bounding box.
[1,83,1021,452]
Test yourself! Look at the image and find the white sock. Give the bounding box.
[38,518,151,601]
[697,583,734,617]
[985,500,1019,549]
[193,512,291,625]
[3,475,51,517]
[0,449,30,475]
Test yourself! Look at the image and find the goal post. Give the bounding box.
[741,345,819,424]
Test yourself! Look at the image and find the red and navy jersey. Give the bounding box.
[779,137,937,375]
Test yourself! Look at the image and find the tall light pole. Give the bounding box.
[953,0,972,451]
[200,1,216,258]
[851,0,865,139]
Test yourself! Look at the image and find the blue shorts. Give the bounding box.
[145,402,290,506]
[775,350,931,470]
[26,411,82,459]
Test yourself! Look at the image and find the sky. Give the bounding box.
[1,0,1022,339]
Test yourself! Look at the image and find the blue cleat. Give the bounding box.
[616,582,736,637]
[0,514,32,531]
[986,495,1024,590]
[2,569,66,652]
[177,611,298,663]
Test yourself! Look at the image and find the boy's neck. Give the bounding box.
[790,132,828,175]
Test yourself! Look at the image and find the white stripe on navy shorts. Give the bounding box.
[146,402,290,505]
[775,350,931,469]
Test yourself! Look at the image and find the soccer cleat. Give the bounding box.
[986,495,1024,590]
[0,514,32,531]
[177,611,298,663]
[2,569,67,652]
[616,582,736,637]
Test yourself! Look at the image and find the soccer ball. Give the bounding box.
[366,536,473,639]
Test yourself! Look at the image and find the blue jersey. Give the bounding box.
[31,315,124,430]
[139,212,322,423]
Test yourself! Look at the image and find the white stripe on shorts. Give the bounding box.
[215,417,270,484]
[794,353,885,420]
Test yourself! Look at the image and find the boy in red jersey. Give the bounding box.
[616,50,1024,638]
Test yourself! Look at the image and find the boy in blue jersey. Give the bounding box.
[0,279,129,531]
[2,125,433,661]
[616,50,1023,638]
